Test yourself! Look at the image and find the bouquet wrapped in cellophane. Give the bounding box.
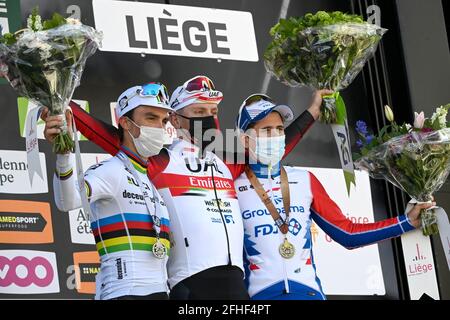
[0,8,102,153]
[354,104,450,236]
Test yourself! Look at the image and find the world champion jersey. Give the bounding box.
[53,149,171,300]
[234,165,416,300]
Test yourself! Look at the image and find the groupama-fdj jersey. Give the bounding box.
[234,165,416,300]
[53,149,171,300]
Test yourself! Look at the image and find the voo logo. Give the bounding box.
[0,256,53,287]
[0,250,60,294]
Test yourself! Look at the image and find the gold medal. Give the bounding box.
[279,238,295,259]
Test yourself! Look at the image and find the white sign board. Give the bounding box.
[92,0,258,61]
[0,150,48,194]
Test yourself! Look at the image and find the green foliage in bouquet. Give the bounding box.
[264,11,385,123]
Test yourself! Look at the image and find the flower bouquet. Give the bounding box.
[0,8,102,153]
[264,10,386,124]
[354,104,450,236]
[264,11,387,193]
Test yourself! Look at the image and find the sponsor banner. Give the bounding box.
[299,167,386,296]
[0,150,48,194]
[0,250,60,294]
[73,251,100,294]
[69,153,110,244]
[92,0,258,61]
[0,200,53,244]
[69,207,95,245]
[17,97,90,140]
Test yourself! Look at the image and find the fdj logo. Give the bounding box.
[255,218,302,237]
[255,224,276,237]
[289,218,301,236]
[0,256,54,287]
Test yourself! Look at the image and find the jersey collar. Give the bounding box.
[120,145,147,174]
[249,162,281,179]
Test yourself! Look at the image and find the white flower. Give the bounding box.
[430,106,448,129]
[38,43,53,60]
[26,14,42,31]
[405,123,412,131]
[384,105,394,122]
[66,18,81,26]
[413,111,425,129]
[26,37,53,60]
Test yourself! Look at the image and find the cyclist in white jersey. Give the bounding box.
[234,94,436,300]
[42,83,173,300]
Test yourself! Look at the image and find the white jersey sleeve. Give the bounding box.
[53,153,117,211]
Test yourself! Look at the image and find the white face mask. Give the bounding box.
[127,119,165,158]
[248,134,286,166]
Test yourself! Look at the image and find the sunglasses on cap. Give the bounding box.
[125,82,170,105]
[182,76,216,93]
[243,94,274,107]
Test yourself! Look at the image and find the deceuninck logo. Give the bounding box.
[0,250,60,294]
[73,252,100,294]
[0,200,53,244]
[0,149,48,194]
[17,98,91,140]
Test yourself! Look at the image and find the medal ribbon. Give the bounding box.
[245,165,291,234]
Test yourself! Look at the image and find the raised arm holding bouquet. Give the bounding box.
[264,11,386,193]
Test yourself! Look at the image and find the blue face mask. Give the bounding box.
[249,135,286,166]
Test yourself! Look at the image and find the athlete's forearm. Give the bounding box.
[53,153,83,212]
[309,172,415,249]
